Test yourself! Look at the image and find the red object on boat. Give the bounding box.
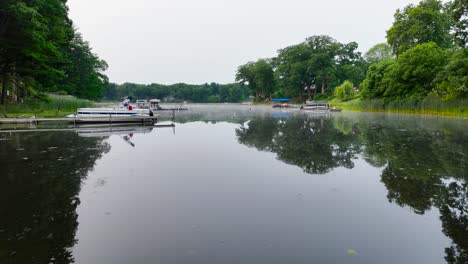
[128,105,133,110]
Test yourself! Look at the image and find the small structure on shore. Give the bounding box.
[272,98,292,108]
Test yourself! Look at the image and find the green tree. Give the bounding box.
[448,0,468,47]
[275,43,313,100]
[365,43,394,64]
[0,0,108,103]
[236,59,275,101]
[235,62,257,99]
[387,0,452,55]
[306,35,342,95]
[62,33,109,100]
[390,42,448,98]
[360,59,397,99]
[435,48,468,99]
[0,1,57,104]
[253,59,276,101]
[335,42,367,90]
[334,80,354,101]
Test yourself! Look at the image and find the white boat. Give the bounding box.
[136,100,149,109]
[68,108,151,118]
[149,99,162,110]
[301,102,330,111]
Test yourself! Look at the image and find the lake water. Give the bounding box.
[1,105,467,264]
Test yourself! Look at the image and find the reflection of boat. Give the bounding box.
[77,126,153,137]
[272,113,289,118]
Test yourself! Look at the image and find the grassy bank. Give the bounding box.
[330,98,468,117]
[0,94,94,118]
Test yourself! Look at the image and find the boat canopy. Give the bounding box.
[271,98,291,103]
[150,99,161,103]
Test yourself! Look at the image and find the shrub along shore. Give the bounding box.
[330,98,468,117]
[0,94,94,118]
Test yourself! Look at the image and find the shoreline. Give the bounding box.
[2,102,467,119]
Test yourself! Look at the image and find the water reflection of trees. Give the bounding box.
[237,115,361,174]
[236,114,468,263]
[0,132,110,263]
[358,119,468,264]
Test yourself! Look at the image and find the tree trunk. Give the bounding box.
[307,85,311,101]
[1,74,9,105]
[321,78,326,94]
[15,74,20,103]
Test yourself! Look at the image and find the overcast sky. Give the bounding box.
[68,0,422,85]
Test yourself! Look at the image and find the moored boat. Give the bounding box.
[301,102,329,111]
[68,107,151,118]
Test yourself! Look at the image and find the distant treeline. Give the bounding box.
[236,0,467,102]
[104,82,250,103]
[0,0,108,103]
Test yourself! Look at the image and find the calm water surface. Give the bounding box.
[1,105,467,264]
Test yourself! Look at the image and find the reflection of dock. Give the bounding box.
[77,126,154,137]
[0,122,175,134]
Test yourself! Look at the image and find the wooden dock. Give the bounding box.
[0,115,161,125]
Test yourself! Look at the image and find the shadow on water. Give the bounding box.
[0,131,110,263]
[235,113,468,263]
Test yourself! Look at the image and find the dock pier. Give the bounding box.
[0,110,176,126]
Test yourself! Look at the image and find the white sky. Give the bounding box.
[68,0,422,85]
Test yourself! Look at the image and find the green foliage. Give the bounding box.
[1,94,93,117]
[387,0,452,55]
[0,0,108,104]
[334,80,354,101]
[275,43,313,99]
[360,59,397,99]
[60,33,109,100]
[255,35,365,101]
[448,0,468,47]
[365,43,394,64]
[389,42,448,98]
[333,97,468,116]
[435,48,468,99]
[103,82,249,103]
[361,43,448,99]
[236,59,276,101]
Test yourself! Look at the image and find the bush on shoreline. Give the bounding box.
[0,94,93,117]
[332,97,468,117]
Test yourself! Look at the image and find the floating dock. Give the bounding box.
[0,109,180,125]
[0,115,160,125]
